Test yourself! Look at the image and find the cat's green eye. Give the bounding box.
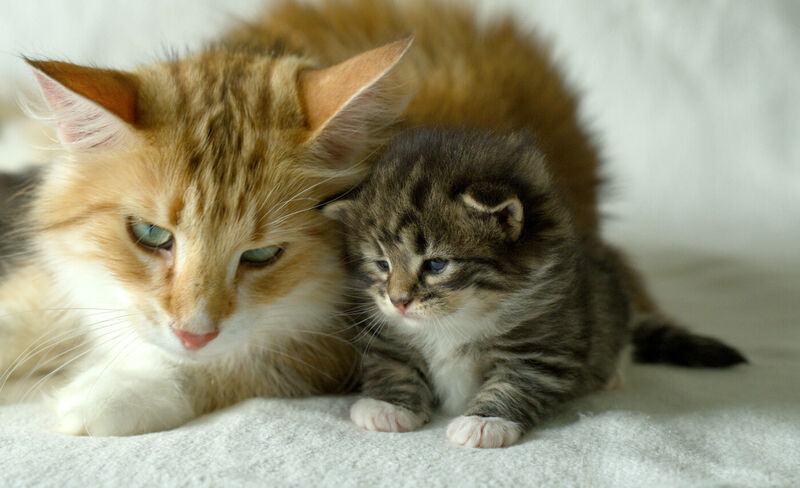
[129,220,173,250]
[241,246,283,266]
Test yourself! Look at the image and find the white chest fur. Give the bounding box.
[428,348,484,415]
[410,306,501,415]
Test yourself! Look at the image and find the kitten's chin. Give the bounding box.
[384,312,433,331]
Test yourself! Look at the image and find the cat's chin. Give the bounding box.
[146,331,242,363]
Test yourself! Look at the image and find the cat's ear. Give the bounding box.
[25,59,139,151]
[299,37,413,170]
[319,197,353,222]
[460,183,524,241]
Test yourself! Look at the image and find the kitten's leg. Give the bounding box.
[53,345,195,436]
[448,360,580,448]
[351,348,434,433]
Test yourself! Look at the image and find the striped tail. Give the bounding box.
[631,314,747,367]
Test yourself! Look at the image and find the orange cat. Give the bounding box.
[0,0,653,435]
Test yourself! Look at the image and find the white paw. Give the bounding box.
[446,415,522,448]
[51,365,194,436]
[350,398,426,433]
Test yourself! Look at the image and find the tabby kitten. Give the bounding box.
[323,129,746,448]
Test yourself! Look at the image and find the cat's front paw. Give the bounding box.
[52,366,194,436]
[446,415,522,448]
[350,398,426,433]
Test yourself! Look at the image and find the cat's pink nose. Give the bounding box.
[173,329,219,350]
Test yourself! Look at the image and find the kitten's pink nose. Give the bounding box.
[173,329,219,350]
[390,296,412,314]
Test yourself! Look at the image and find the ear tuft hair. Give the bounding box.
[298,37,414,180]
[25,59,139,151]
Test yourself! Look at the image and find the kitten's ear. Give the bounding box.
[299,37,413,170]
[461,183,524,241]
[319,198,353,222]
[25,59,139,151]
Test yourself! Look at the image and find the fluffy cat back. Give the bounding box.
[229,0,601,230]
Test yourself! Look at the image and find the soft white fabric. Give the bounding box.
[0,1,798,487]
[1,248,798,487]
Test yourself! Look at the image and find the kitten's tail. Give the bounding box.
[631,314,747,367]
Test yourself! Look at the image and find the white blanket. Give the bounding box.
[1,248,798,487]
[0,1,798,487]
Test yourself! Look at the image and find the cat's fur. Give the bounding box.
[323,129,747,448]
[0,0,655,435]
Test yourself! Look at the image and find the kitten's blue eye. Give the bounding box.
[423,258,448,274]
[241,246,283,266]
[375,260,390,272]
[129,220,173,249]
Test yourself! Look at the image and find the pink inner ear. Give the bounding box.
[33,72,95,144]
[27,60,139,149]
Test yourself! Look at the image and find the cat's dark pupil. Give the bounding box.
[376,260,390,271]
[424,258,448,273]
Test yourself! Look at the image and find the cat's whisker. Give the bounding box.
[0,315,134,394]
[15,317,137,386]
[260,154,373,228]
[85,329,138,401]
[0,311,135,383]
[18,327,132,403]
[0,307,134,319]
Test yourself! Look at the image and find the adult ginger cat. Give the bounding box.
[0,0,642,435]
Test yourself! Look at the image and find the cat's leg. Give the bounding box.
[447,360,581,448]
[52,344,195,436]
[351,348,434,433]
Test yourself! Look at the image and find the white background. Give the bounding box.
[0,0,797,263]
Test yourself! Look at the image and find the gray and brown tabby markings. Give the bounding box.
[324,128,746,447]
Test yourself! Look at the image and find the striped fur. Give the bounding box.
[2,0,613,436]
[325,129,746,448]
[0,34,412,435]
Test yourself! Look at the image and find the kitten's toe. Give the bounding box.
[350,398,425,433]
[446,415,521,448]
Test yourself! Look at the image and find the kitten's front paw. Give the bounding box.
[446,415,522,448]
[350,398,426,433]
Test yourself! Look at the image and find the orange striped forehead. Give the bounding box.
[125,49,338,245]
